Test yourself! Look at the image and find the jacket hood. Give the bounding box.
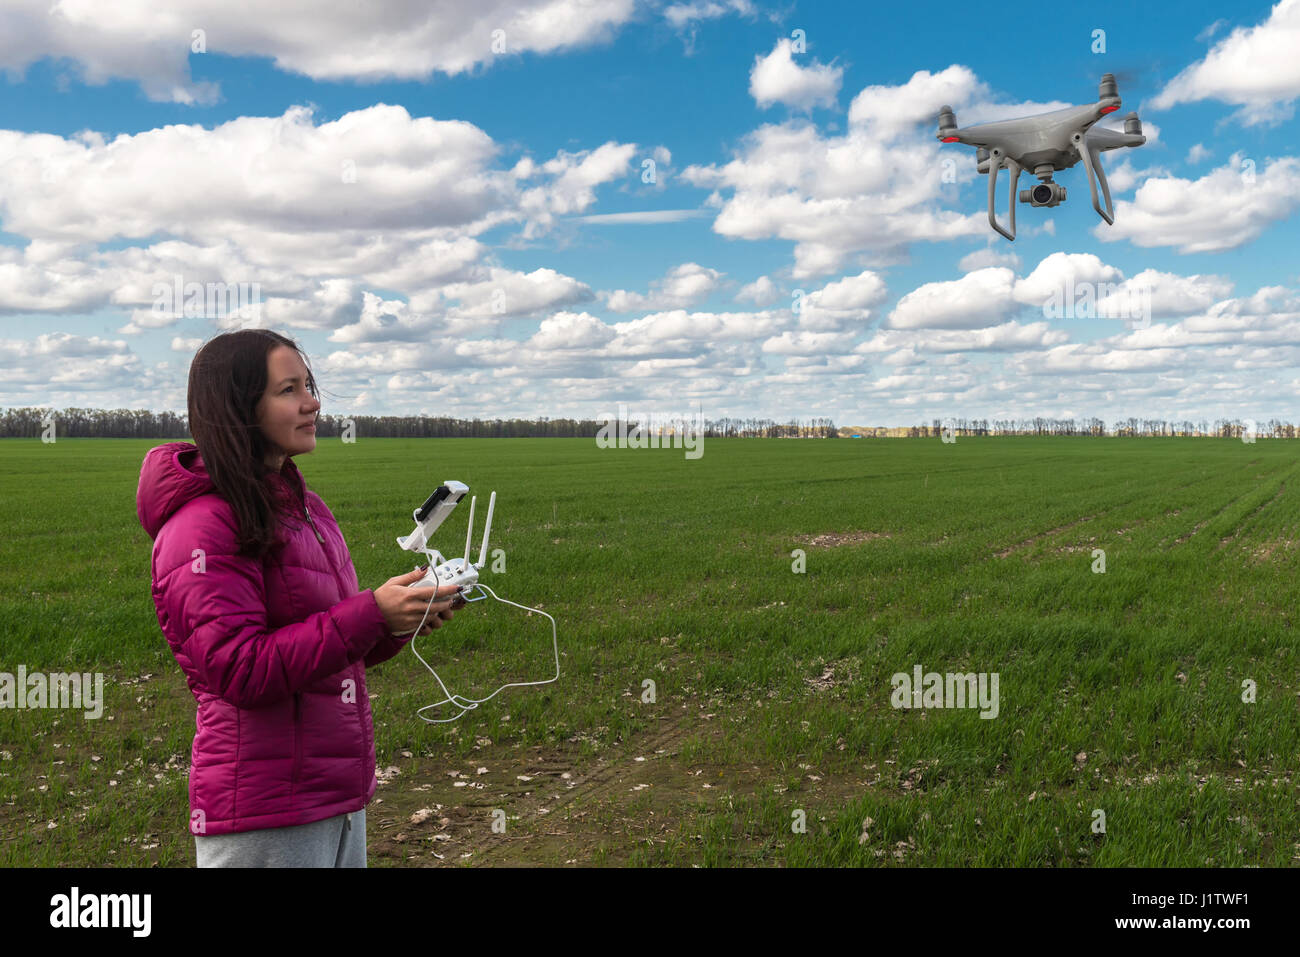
[136,441,306,540]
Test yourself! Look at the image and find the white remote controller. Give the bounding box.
[400,485,496,599]
[414,556,478,594]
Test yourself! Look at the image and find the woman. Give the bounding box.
[136,329,461,867]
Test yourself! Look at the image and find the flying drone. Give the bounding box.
[396,481,559,723]
[937,73,1146,241]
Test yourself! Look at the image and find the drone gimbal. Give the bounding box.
[938,74,1146,241]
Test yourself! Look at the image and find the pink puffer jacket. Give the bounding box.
[136,442,409,836]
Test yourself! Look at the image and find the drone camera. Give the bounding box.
[1019,183,1066,207]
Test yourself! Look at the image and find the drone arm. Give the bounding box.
[1074,133,1114,225]
[986,148,1020,242]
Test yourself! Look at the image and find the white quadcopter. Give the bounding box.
[938,73,1146,241]
[396,481,559,723]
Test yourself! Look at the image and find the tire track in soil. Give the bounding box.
[1169,474,1287,548]
[1000,469,1249,559]
[995,510,1110,559]
[1216,480,1289,550]
[464,712,693,865]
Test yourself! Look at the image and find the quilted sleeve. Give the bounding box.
[157,499,393,708]
[364,628,413,668]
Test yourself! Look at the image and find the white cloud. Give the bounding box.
[885,267,1018,330]
[528,311,618,350]
[1017,343,1187,375]
[1099,153,1300,252]
[911,321,1069,353]
[1095,269,1235,319]
[958,248,1021,272]
[681,64,1090,277]
[0,106,631,339]
[0,0,638,103]
[1012,253,1123,307]
[603,262,724,312]
[1187,143,1212,164]
[662,0,759,55]
[850,64,1071,139]
[609,308,781,348]
[0,332,162,403]
[0,105,633,247]
[662,0,755,28]
[576,210,707,224]
[735,275,782,306]
[762,330,857,355]
[440,267,594,320]
[1103,157,1168,194]
[1151,0,1300,125]
[1197,18,1229,42]
[796,270,888,331]
[749,38,843,111]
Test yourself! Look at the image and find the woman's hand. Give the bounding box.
[373,568,463,636]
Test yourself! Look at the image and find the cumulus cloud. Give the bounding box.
[602,262,724,312]
[0,0,638,103]
[1012,253,1123,308]
[958,248,1021,272]
[885,267,1019,330]
[1150,0,1300,125]
[0,332,164,405]
[0,105,630,338]
[1099,153,1300,252]
[854,321,1068,359]
[795,270,888,331]
[1094,269,1235,319]
[681,64,1082,277]
[0,104,633,247]
[880,254,1233,336]
[1103,158,1168,194]
[439,267,594,320]
[749,38,843,111]
[735,275,782,306]
[762,330,857,355]
[1015,343,1186,375]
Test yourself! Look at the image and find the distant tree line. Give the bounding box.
[0,407,838,439]
[0,407,191,438]
[916,418,1296,438]
[6,406,1285,439]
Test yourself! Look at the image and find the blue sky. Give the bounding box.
[1,0,1298,427]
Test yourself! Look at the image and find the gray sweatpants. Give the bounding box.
[194,808,366,868]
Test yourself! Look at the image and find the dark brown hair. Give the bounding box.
[187,329,319,559]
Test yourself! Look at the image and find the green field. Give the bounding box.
[2,436,1298,867]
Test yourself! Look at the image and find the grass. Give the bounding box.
[1,435,1297,866]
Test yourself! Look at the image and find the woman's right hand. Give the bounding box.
[373,568,461,636]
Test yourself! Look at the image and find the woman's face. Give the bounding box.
[256,345,321,467]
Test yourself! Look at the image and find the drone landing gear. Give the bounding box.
[1073,131,1115,225]
[986,147,1021,242]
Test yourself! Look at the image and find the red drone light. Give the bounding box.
[1100,105,1119,114]
[941,136,960,142]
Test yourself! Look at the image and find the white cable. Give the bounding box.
[407,583,560,724]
